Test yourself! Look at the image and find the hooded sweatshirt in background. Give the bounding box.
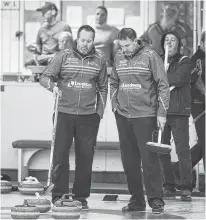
[161,31,191,116]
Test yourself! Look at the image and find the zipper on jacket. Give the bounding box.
[76,55,94,114]
[77,58,84,114]
[127,59,131,118]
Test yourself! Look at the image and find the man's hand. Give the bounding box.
[196,59,202,76]
[27,43,37,52]
[157,116,166,131]
[53,86,62,99]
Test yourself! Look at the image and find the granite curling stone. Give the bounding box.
[26,192,51,213]
[55,196,82,209]
[52,194,81,219]
[18,176,44,195]
[0,175,12,193]
[11,199,40,219]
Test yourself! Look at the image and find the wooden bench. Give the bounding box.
[12,140,120,183]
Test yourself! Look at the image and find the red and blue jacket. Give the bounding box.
[110,44,170,118]
[39,42,108,118]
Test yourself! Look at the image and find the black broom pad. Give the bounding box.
[103,194,118,201]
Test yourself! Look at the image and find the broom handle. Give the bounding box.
[158,128,162,145]
[47,93,59,186]
[193,110,206,123]
[156,46,168,146]
[164,45,175,92]
[164,44,169,70]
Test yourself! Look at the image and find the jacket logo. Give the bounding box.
[120,83,141,91]
[87,61,98,67]
[133,61,147,67]
[119,60,128,66]
[120,60,127,64]
[68,81,92,89]
[67,58,79,64]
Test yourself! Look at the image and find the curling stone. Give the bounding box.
[52,194,81,219]
[11,199,40,219]
[0,175,12,193]
[18,176,44,195]
[26,192,51,213]
[54,194,82,209]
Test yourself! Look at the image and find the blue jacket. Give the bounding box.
[39,42,108,118]
[110,44,170,118]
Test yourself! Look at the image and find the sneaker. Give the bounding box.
[180,189,192,201]
[129,195,140,203]
[163,188,176,198]
[122,202,146,212]
[151,199,164,214]
[81,200,89,211]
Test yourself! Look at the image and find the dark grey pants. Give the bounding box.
[52,112,100,201]
[172,103,205,179]
[115,113,164,208]
[159,115,193,191]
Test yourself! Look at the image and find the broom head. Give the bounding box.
[146,142,172,154]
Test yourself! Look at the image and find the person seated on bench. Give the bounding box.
[34,31,73,65]
[25,2,72,66]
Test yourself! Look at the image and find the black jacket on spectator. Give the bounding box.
[161,31,191,116]
[190,46,205,104]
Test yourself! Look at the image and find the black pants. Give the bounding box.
[115,113,164,208]
[172,103,205,176]
[52,112,100,201]
[159,115,193,191]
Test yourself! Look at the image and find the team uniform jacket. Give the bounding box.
[39,43,108,118]
[110,44,170,118]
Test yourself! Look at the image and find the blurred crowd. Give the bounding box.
[25,2,194,67]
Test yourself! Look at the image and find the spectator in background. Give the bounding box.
[140,2,192,57]
[159,31,193,201]
[172,31,205,187]
[25,2,72,66]
[35,31,73,64]
[58,32,73,50]
[93,6,119,67]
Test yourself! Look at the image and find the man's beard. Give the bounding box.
[165,9,177,20]
[161,15,176,30]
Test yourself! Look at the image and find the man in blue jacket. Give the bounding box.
[40,25,108,210]
[159,31,193,201]
[110,28,170,214]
